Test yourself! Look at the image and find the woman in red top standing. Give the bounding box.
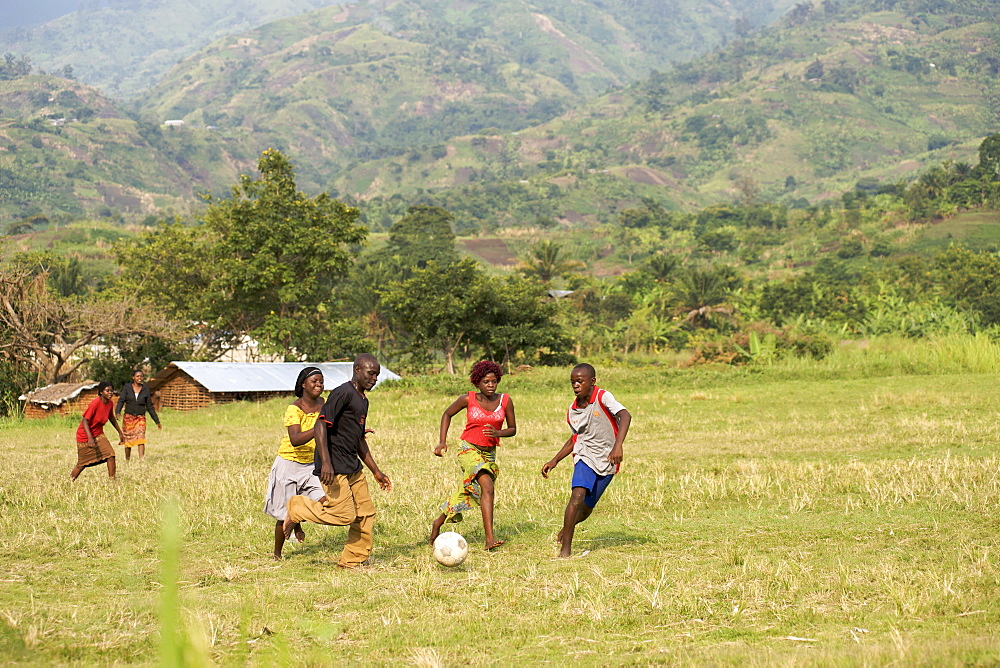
[72,381,125,480]
[431,360,516,550]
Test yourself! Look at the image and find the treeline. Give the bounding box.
[0,54,33,81]
[641,0,1000,101]
[1,135,999,415]
[612,133,1000,262]
[0,52,75,81]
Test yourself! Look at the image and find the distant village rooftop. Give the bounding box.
[147,361,402,411]
[20,381,100,419]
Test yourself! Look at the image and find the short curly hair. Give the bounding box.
[469,360,504,386]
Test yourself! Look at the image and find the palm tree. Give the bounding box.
[645,252,680,283]
[674,267,734,329]
[516,241,583,285]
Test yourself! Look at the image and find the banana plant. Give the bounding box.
[734,330,777,363]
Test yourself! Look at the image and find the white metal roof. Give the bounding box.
[167,362,401,393]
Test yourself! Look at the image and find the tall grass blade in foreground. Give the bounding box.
[159,498,183,667]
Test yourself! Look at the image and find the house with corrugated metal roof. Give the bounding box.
[146,362,402,411]
[20,381,101,419]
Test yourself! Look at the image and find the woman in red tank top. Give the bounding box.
[430,360,517,550]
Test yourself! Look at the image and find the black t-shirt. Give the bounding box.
[313,381,367,476]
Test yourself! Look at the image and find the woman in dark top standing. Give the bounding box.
[115,369,162,462]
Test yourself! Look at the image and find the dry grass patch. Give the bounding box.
[0,365,998,663]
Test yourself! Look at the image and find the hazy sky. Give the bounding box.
[1,0,79,29]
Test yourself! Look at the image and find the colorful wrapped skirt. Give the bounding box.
[441,443,499,523]
[121,414,147,447]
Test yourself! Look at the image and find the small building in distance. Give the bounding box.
[146,362,402,411]
[20,381,101,419]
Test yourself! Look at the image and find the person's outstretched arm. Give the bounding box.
[357,438,392,491]
[81,417,95,446]
[435,394,469,456]
[541,436,575,478]
[145,388,161,428]
[108,409,125,442]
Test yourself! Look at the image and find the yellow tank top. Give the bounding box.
[277,404,319,464]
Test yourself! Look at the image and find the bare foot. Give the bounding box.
[485,540,505,551]
[282,517,296,540]
[294,524,305,544]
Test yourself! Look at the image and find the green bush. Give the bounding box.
[685,323,833,366]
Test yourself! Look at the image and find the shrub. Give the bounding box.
[685,324,833,366]
[537,351,577,367]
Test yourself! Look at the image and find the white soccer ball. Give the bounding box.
[432,531,469,567]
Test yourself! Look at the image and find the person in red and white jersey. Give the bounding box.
[542,363,632,558]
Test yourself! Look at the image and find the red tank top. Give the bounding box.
[459,391,508,448]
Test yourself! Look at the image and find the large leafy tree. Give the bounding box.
[380,258,483,374]
[932,246,1000,326]
[335,261,399,360]
[378,205,458,270]
[381,257,565,373]
[977,132,1000,180]
[468,274,568,366]
[118,149,368,360]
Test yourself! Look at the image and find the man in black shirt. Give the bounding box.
[284,354,393,568]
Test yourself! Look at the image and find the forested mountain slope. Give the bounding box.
[337,0,1000,230]
[3,0,996,226]
[132,0,799,191]
[5,0,794,101]
[4,0,802,221]
[0,75,253,221]
[3,0,352,99]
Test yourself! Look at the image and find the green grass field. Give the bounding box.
[908,210,1000,254]
[1,349,999,664]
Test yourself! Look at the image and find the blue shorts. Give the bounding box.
[572,460,615,509]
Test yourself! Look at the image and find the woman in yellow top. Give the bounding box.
[263,367,326,560]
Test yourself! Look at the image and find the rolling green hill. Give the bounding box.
[333,0,1000,228]
[3,0,353,99]
[8,0,796,101]
[0,75,255,222]
[2,0,996,226]
[132,0,801,192]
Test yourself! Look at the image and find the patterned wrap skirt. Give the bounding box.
[441,443,499,523]
[121,414,147,447]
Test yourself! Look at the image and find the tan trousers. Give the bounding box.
[286,470,376,568]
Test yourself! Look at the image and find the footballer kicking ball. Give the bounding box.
[432,531,469,567]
